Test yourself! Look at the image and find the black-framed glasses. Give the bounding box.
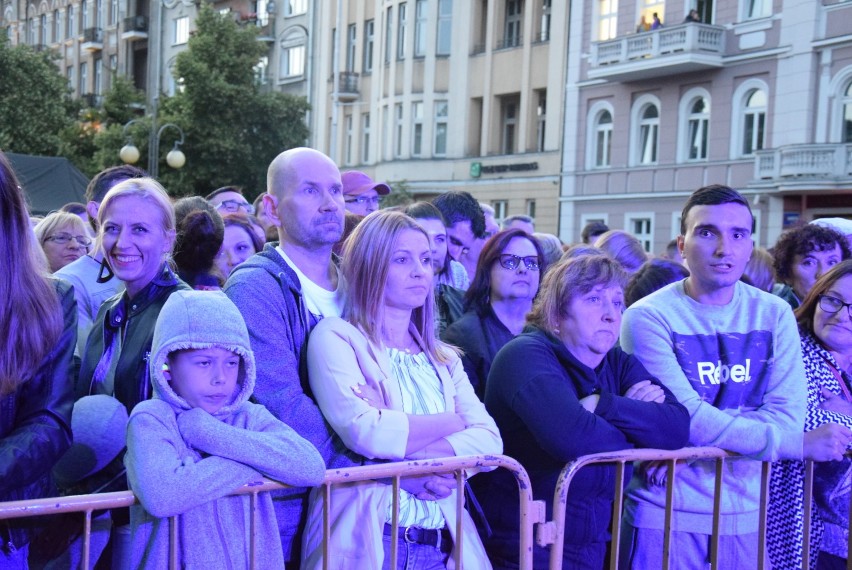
[498,254,540,271]
[216,200,255,215]
[345,195,383,206]
[45,233,92,247]
[819,294,852,317]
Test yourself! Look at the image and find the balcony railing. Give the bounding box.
[754,143,852,181]
[121,15,148,41]
[81,27,103,50]
[496,34,523,50]
[589,22,725,82]
[334,71,359,102]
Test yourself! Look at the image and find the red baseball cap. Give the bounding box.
[341,170,391,196]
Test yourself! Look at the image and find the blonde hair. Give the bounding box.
[528,255,628,332]
[742,247,776,293]
[34,211,89,245]
[594,230,648,274]
[341,210,454,363]
[0,152,62,395]
[96,177,176,259]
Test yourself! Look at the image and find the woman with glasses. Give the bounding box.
[443,229,546,399]
[767,260,852,570]
[34,211,92,272]
[479,254,689,569]
[301,211,501,569]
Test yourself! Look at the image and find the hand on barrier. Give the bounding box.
[399,473,455,501]
[623,380,666,403]
[638,459,685,487]
[803,423,852,462]
[820,388,852,416]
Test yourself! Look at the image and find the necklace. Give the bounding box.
[385,333,418,354]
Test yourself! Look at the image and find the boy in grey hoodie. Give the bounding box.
[125,290,325,569]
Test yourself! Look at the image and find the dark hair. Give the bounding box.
[205,185,244,202]
[795,259,852,334]
[625,259,690,306]
[665,239,679,257]
[332,212,365,257]
[680,184,753,235]
[432,191,487,239]
[173,197,225,285]
[581,221,609,244]
[501,214,534,230]
[741,247,776,292]
[464,229,547,312]
[60,202,87,215]
[405,201,447,225]
[85,164,147,203]
[772,224,851,282]
[223,213,265,253]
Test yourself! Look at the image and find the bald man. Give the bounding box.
[224,148,358,566]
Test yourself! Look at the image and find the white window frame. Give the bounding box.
[492,200,508,220]
[397,2,407,60]
[625,212,655,253]
[412,101,424,157]
[362,112,371,163]
[345,23,356,71]
[110,0,117,25]
[434,100,448,157]
[595,0,618,41]
[729,79,768,159]
[66,5,74,38]
[284,0,307,17]
[436,0,451,55]
[80,61,88,93]
[501,96,519,155]
[536,90,547,152]
[587,101,614,169]
[279,27,307,81]
[630,94,661,166]
[526,199,536,219]
[670,211,682,240]
[741,0,770,21]
[828,67,852,143]
[93,57,102,94]
[394,103,404,158]
[677,87,711,162]
[539,0,552,42]
[344,114,354,166]
[363,19,374,73]
[173,15,189,45]
[384,6,393,64]
[414,0,427,57]
[504,0,522,47]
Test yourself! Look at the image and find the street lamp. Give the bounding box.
[119,119,187,178]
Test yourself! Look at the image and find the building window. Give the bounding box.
[66,5,74,38]
[638,0,664,30]
[345,114,354,165]
[384,6,393,64]
[346,24,356,71]
[412,102,424,157]
[742,89,766,156]
[743,0,770,20]
[502,0,522,48]
[636,103,659,165]
[27,18,35,43]
[284,0,307,17]
[414,0,427,57]
[501,97,519,155]
[843,81,852,143]
[394,103,404,157]
[174,16,189,45]
[362,112,371,163]
[434,100,448,156]
[492,200,508,219]
[526,199,536,219]
[40,13,47,43]
[80,61,88,94]
[95,0,102,28]
[93,57,102,94]
[81,0,88,31]
[593,109,613,168]
[110,0,118,25]
[596,0,617,41]
[686,97,709,160]
[436,0,451,55]
[539,0,551,42]
[536,90,547,152]
[363,19,374,73]
[279,28,307,79]
[397,2,407,60]
[109,54,117,72]
[66,65,74,92]
[383,105,391,158]
[254,55,268,85]
[626,213,654,252]
[53,9,60,41]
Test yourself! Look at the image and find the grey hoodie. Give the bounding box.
[125,290,325,569]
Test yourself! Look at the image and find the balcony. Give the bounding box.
[753,144,852,185]
[81,93,104,108]
[588,23,726,82]
[334,71,359,102]
[81,27,103,51]
[121,16,148,41]
[496,34,522,50]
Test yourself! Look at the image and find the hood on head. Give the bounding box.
[149,290,255,416]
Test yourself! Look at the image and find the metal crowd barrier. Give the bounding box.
[0,454,538,570]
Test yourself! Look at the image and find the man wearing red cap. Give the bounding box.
[341,170,391,216]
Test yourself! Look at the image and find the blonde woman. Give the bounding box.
[302,210,502,569]
[34,211,92,272]
[0,152,77,565]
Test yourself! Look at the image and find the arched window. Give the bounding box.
[637,104,659,165]
[686,97,709,160]
[742,89,766,156]
[595,110,613,167]
[279,26,307,81]
[843,81,852,143]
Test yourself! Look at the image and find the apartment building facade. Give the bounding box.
[561,0,852,251]
[310,0,567,234]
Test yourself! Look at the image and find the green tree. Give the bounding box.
[382,179,415,208]
[157,5,310,198]
[0,39,75,155]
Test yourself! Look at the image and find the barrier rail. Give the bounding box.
[0,454,537,570]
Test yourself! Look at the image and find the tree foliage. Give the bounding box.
[0,38,75,155]
[156,5,310,198]
[382,179,415,208]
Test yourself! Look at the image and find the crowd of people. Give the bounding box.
[3,145,852,569]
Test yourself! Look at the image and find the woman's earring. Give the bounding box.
[96,257,115,283]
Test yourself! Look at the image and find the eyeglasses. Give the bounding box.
[345,195,383,206]
[216,200,255,215]
[45,233,92,247]
[818,294,852,317]
[498,254,540,271]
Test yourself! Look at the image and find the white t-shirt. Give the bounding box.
[276,246,344,320]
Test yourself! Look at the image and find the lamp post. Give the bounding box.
[119,118,186,178]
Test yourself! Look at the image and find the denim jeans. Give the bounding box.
[381,534,450,570]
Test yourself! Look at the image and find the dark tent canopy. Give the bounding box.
[6,152,89,216]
